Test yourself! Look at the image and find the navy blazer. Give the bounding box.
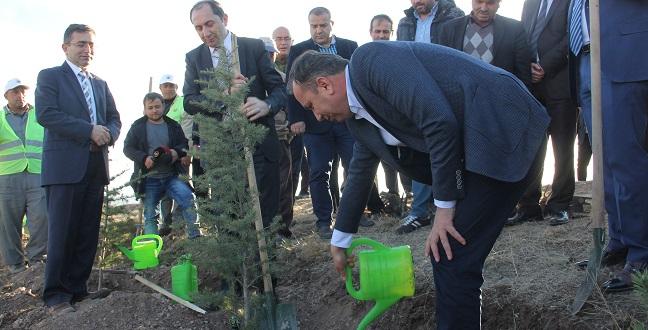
[335,42,549,233]
[35,62,121,186]
[438,15,532,86]
[286,37,358,134]
[183,36,286,161]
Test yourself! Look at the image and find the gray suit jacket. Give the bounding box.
[335,42,549,233]
[35,62,121,186]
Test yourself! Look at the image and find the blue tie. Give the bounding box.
[569,0,585,55]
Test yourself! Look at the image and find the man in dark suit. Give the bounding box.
[183,1,285,228]
[35,24,121,314]
[438,0,532,85]
[509,0,578,226]
[286,7,364,239]
[569,0,648,292]
[289,42,549,328]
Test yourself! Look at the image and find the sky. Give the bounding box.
[2,0,579,192]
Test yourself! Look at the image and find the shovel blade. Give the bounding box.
[570,228,606,315]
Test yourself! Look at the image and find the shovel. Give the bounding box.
[231,34,297,329]
[571,0,605,315]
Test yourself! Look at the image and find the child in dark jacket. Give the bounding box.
[124,92,201,238]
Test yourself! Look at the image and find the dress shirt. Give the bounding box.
[66,59,97,125]
[580,3,590,45]
[315,36,338,54]
[414,3,439,43]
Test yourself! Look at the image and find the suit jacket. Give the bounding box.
[568,0,648,100]
[183,36,286,161]
[35,62,121,186]
[522,0,571,100]
[286,37,358,134]
[438,15,532,86]
[335,42,549,233]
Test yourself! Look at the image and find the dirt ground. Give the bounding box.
[1,182,646,329]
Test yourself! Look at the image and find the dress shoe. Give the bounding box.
[603,262,648,293]
[359,215,376,227]
[316,226,333,239]
[48,302,76,315]
[505,208,543,226]
[576,248,628,269]
[548,210,570,226]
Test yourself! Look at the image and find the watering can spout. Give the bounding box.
[116,245,136,261]
[357,297,400,330]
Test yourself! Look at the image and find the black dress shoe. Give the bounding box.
[603,262,648,293]
[576,248,628,269]
[505,208,543,226]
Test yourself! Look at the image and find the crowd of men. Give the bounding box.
[1,0,646,328]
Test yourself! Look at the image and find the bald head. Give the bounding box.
[272,26,292,55]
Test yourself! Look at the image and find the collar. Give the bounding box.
[4,105,30,116]
[314,35,337,49]
[209,30,233,55]
[413,2,439,21]
[469,13,496,27]
[66,59,89,77]
[344,66,362,117]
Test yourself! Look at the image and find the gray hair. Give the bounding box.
[288,50,348,94]
[308,7,331,18]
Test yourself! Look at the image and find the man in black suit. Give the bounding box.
[35,24,121,314]
[286,7,364,239]
[510,0,577,226]
[183,1,285,228]
[289,42,548,328]
[438,0,532,85]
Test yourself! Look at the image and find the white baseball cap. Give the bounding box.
[4,78,29,95]
[159,74,177,85]
[259,37,278,53]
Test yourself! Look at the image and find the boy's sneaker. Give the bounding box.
[396,214,431,234]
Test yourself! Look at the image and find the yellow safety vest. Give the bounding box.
[0,106,44,175]
[166,95,185,123]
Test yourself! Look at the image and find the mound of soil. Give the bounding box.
[1,182,646,329]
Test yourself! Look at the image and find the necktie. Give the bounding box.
[77,71,96,124]
[569,0,585,55]
[530,0,548,60]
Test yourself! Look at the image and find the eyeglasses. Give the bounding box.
[372,30,393,34]
[273,37,292,42]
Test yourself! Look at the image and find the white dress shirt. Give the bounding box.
[66,59,97,125]
[209,31,233,68]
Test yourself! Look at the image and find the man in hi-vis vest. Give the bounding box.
[0,78,47,274]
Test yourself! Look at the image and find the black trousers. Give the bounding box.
[43,152,106,306]
[432,139,545,329]
[519,90,577,213]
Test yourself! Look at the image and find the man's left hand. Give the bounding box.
[424,207,466,262]
[242,97,270,121]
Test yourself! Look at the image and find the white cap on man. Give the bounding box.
[259,37,278,53]
[4,78,29,95]
[159,74,177,86]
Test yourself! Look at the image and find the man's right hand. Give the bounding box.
[531,63,545,83]
[91,125,111,146]
[144,156,154,169]
[290,121,306,135]
[331,245,355,280]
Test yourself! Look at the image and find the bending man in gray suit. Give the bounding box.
[289,42,549,329]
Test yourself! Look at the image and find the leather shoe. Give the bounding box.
[505,207,543,226]
[316,226,332,239]
[576,248,628,270]
[359,215,375,227]
[603,262,648,293]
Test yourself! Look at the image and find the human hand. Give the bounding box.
[144,156,154,169]
[242,97,270,121]
[290,121,306,135]
[531,63,545,83]
[424,207,466,262]
[331,245,355,280]
[229,73,248,95]
[91,125,111,146]
[181,155,191,167]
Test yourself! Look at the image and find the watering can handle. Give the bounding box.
[345,238,387,299]
[132,234,164,253]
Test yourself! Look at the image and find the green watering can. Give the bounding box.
[116,234,163,270]
[345,238,415,330]
[171,254,198,301]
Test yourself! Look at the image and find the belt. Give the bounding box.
[581,44,590,54]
